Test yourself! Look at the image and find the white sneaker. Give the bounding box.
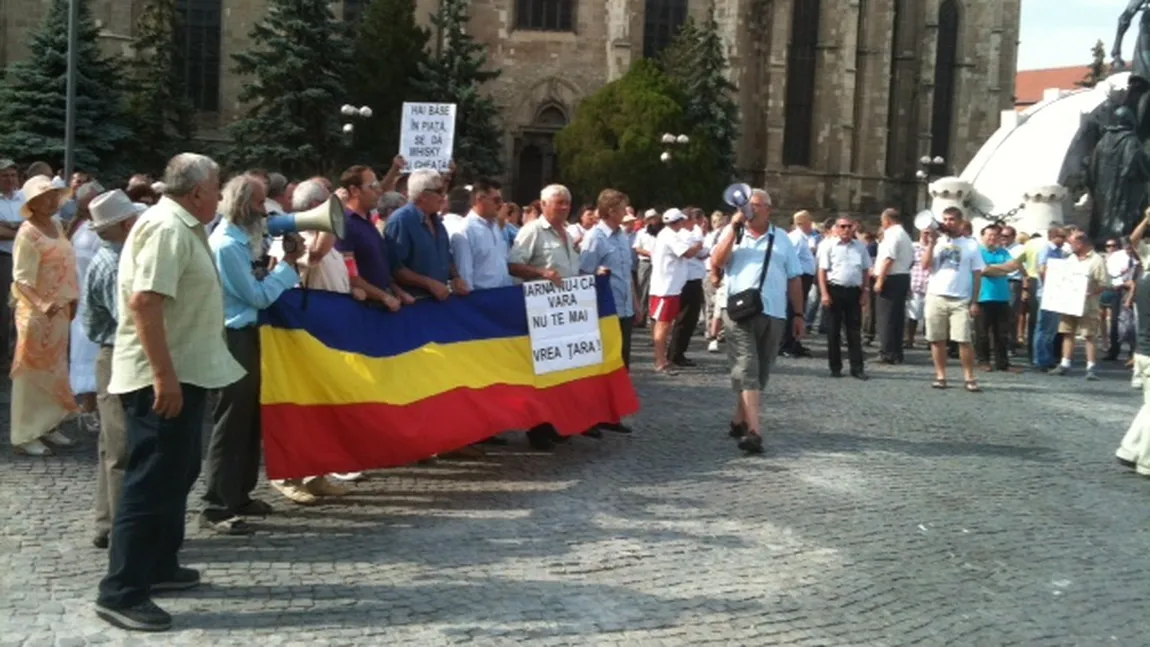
[14,439,54,456]
[1132,374,1143,389]
[707,340,719,353]
[43,429,74,447]
[329,472,364,482]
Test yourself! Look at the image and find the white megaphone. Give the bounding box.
[266,195,346,240]
[723,182,753,211]
[913,209,940,232]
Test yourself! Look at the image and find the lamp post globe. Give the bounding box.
[919,155,932,166]
[661,133,675,145]
[660,151,672,163]
[340,104,357,117]
[676,134,689,145]
[342,123,355,134]
[359,106,373,118]
[915,170,927,180]
[932,155,945,166]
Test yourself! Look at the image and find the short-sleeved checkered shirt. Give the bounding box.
[83,242,121,347]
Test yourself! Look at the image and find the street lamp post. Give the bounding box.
[660,132,690,163]
[340,104,373,140]
[915,155,945,210]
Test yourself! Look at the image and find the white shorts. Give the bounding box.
[907,292,925,321]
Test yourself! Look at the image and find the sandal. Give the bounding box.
[964,380,982,393]
[931,379,948,389]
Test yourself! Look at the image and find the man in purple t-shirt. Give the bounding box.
[336,165,414,310]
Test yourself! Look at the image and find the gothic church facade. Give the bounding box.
[0,0,1022,214]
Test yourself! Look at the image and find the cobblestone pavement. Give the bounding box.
[1,333,1147,646]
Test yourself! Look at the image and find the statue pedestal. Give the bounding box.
[1016,185,1068,236]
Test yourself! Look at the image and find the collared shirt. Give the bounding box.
[109,197,245,394]
[978,246,1013,303]
[442,212,466,236]
[1065,249,1108,314]
[633,230,657,260]
[336,209,391,291]
[579,221,635,317]
[452,210,512,290]
[681,226,708,281]
[567,223,594,250]
[723,224,802,320]
[818,238,872,287]
[83,242,122,347]
[1007,242,1025,280]
[788,228,817,275]
[509,216,581,278]
[1107,249,1135,286]
[385,202,453,297]
[0,189,25,254]
[1036,242,1064,298]
[209,220,300,329]
[503,222,520,248]
[876,224,914,275]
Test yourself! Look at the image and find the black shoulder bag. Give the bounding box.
[725,227,775,323]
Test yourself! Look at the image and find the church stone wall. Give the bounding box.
[0,0,1022,219]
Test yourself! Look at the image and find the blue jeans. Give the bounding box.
[1032,310,1060,369]
[97,384,206,608]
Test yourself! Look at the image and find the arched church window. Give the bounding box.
[535,105,568,128]
[782,0,820,167]
[175,0,222,112]
[643,0,688,59]
[517,0,575,32]
[931,0,960,166]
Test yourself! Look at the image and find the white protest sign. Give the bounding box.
[398,102,456,173]
[524,276,603,375]
[1039,257,1088,317]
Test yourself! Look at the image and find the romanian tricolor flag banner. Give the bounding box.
[259,276,640,479]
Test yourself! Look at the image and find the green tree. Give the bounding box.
[124,0,196,176]
[226,0,353,177]
[555,60,722,209]
[348,0,430,165]
[1079,39,1109,88]
[660,5,740,180]
[0,0,131,175]
[412,0,504,177]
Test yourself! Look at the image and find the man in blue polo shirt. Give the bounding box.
[384,168,470,300]
[975,223,1021,372]
[335,165,414,310]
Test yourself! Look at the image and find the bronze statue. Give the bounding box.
[1086,107,1150,241]
[1114,0,1150,80]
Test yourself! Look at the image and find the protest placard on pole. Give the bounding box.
[524,276,603,375]
[398,102,456,173]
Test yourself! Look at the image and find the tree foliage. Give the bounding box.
[555,60,723,209]
[225,0,353,177]
[412,0,504,178]
[124,0,196,176]
[0,0,131,175]
[660,4,740,180]
[1079,39,1110,88]
[347,0,430,165]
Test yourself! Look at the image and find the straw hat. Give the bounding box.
[89,189,147,233]
[20,175,69,218]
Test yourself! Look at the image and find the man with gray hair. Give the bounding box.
[97,153,245,632]
[265,172,289,214]
[202,174,304,535]
[710,188,805,455]
[384,168,470,300]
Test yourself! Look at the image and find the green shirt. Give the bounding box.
[109,197,245,394]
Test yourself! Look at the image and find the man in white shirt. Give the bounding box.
[922,207,987,391]
[632,209,660,327]
[873,208,915,364]
[669,208,709,367]
[1103,236,1136,361]
[0,158,24,365]
[818,217,873,379]
[649,208,702,374]
[441,186,471,236]
[783,210,817,357]
[566,205,598,251]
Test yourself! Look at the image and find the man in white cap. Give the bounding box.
[83,190,145,550]
[649,208,703,374]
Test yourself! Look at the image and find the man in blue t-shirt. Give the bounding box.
[976,223,1023,371]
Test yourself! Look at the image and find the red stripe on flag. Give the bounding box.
[262,368,640,479]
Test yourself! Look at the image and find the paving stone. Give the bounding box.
[0,336,1147,645]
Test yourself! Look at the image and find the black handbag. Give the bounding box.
[726,228,775,322]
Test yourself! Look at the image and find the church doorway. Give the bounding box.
[513,105,568,206]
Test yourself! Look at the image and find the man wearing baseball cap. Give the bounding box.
[0,158,24,365]
[632,209,661,327]
[649,208,703,373]
[83,190,146,550]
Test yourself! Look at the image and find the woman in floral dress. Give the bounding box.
[10,176,79,456]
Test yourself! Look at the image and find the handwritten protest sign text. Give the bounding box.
[398,103,456,173]
[524,276,603,375]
